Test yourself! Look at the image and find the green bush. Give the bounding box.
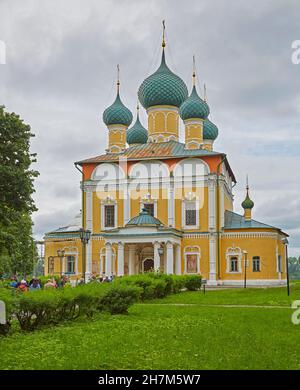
[183,275,202,291]
[99,285,141,314]
[117,274,168,300]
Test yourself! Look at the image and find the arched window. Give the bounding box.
[99,247,116,275]
[226,247,242,273]
[184,246,200,274]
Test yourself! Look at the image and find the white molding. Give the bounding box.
[226,247,243,273]
[101,199,118,230]
[182,199,200,230]
[218,279,287,287]
[209,234,217,281]
[208,176,216,230]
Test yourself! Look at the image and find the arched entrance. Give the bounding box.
[143,258,154,273]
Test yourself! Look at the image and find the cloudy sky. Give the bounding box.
[0,0,299,256]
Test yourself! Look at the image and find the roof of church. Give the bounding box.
[76,140,236,183]
[224,210,287,234]
[45,213,82,235]
[126,208,163,227]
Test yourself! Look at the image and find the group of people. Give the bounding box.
[9,275,69,292]
[8,273,115,292]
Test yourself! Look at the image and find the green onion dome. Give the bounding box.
[203,118,219,140]
[241,190,254,209]
[179,85,210,120]
[138,50,188,109]
[127,113,148,145]
[103,91,133,126]
[126,208,162,226]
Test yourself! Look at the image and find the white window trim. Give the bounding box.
[226,247,242,274]
[101,200,118,230]
[62,247,79,275]
[184,250,201,275]
[182,199,200,230]
[252,256,261,272]
[140,199,158,217]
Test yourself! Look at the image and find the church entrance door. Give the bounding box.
[143,258,154,273]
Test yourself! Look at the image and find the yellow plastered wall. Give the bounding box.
[184,119,203,148]
[174,186,208,231]
[181,238,210,278]
[107,125,127,151]
[44,238,82,278]
[92,189,124,232]
[224,192,233,212]
[147,106,179,141]
[220,231,286,280]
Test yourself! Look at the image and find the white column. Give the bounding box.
[124,182,131,225]
[105,242,112,277]
[128,245,136,275]
[153,241,161,271]
[175,244,181,275]
[220,182,225,229]
[166,241,174,274]
[85,188,93,279]
[209,233,217,285]
[168,179,174,227]
[117,242,125,276]
[208,177,216,230]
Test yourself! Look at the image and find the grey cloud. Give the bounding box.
[0,0,299,255]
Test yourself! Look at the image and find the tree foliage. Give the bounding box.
[0,106,39,276]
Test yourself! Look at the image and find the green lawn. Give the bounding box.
[149,282,300,307]
[0,285,299,370]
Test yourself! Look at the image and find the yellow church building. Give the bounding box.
[44,30,288,286]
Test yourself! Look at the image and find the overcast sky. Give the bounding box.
[0,0,299,256]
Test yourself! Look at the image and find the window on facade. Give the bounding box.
[48,256,54,274]
[185,202,196,226]
[253,256,260,272]
[230,257,238,272]
[104,205,115,228]
[278,255,282,272]
[66,256,75,274]
[143,203,154,217]
[186,254,198,273]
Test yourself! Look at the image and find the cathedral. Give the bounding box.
[45,28,288,286]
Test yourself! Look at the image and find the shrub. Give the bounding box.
[99,285,141,314]
[184,275,202,291]
[171,275,186,293]
[15,289,61,331]
[117,274,168,300]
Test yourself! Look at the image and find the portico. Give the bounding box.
[101,209,182,276]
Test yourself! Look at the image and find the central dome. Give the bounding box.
[138,50,188,109]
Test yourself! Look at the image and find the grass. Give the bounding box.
[0,284,299,370]
[148,282,300,307]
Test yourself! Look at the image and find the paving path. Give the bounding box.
[144,303,292,309]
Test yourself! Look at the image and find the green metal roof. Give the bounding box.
[203,119,219,140]
[224,210,278,230]
[138,50,188,109]
[241,193,254,209]
[126,208,163,226]
[127,113,148,144]
[179,85,210,120]
[103,91,133,126]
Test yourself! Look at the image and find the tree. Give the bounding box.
[0,106,39,276]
